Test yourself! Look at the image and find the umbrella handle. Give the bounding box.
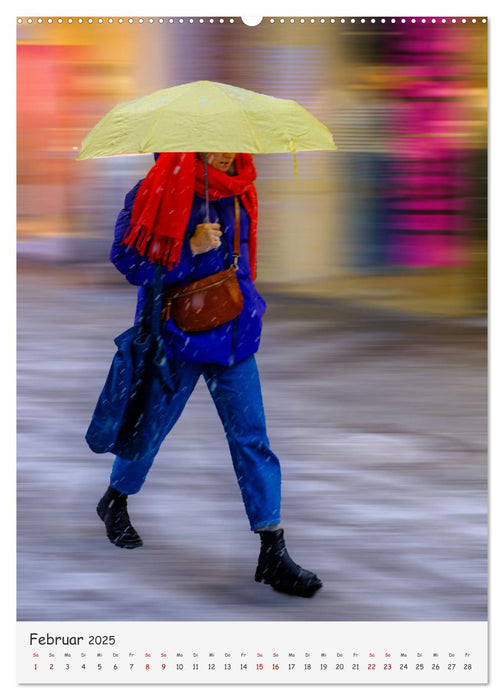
[203,153,210,223]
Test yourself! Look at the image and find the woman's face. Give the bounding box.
[201,153,236,173]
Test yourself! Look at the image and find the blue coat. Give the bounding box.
[110,180,267,366]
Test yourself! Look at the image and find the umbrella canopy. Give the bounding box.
[76,80,337,160]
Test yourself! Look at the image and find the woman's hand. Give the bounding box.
[190,222,222,255]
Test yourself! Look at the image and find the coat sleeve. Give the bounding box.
[110,180,199,287]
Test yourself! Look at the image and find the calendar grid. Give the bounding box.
[18,621,487,684]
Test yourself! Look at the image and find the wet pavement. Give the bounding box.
[17,263,487,622]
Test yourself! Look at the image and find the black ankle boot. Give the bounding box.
[255,528,322,598]
[96,486,143,549]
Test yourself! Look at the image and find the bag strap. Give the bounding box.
[232,196,241,270]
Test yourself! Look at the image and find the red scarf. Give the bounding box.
[121,152,259,279]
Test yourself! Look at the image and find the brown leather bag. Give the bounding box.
[162,196,244,333]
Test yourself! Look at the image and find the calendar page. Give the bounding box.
[15,3,488,690]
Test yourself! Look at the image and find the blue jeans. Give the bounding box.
[109,355,281,531]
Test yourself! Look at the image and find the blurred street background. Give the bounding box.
[17,16,487,621]
[17,264,486,621]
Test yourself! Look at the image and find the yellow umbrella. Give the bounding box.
[76,80,337,165]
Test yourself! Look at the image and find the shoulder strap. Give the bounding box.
[232,196,241,268]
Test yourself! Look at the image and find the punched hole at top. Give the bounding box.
[241,16,263,26]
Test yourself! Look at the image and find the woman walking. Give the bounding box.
[96,151,322,598]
